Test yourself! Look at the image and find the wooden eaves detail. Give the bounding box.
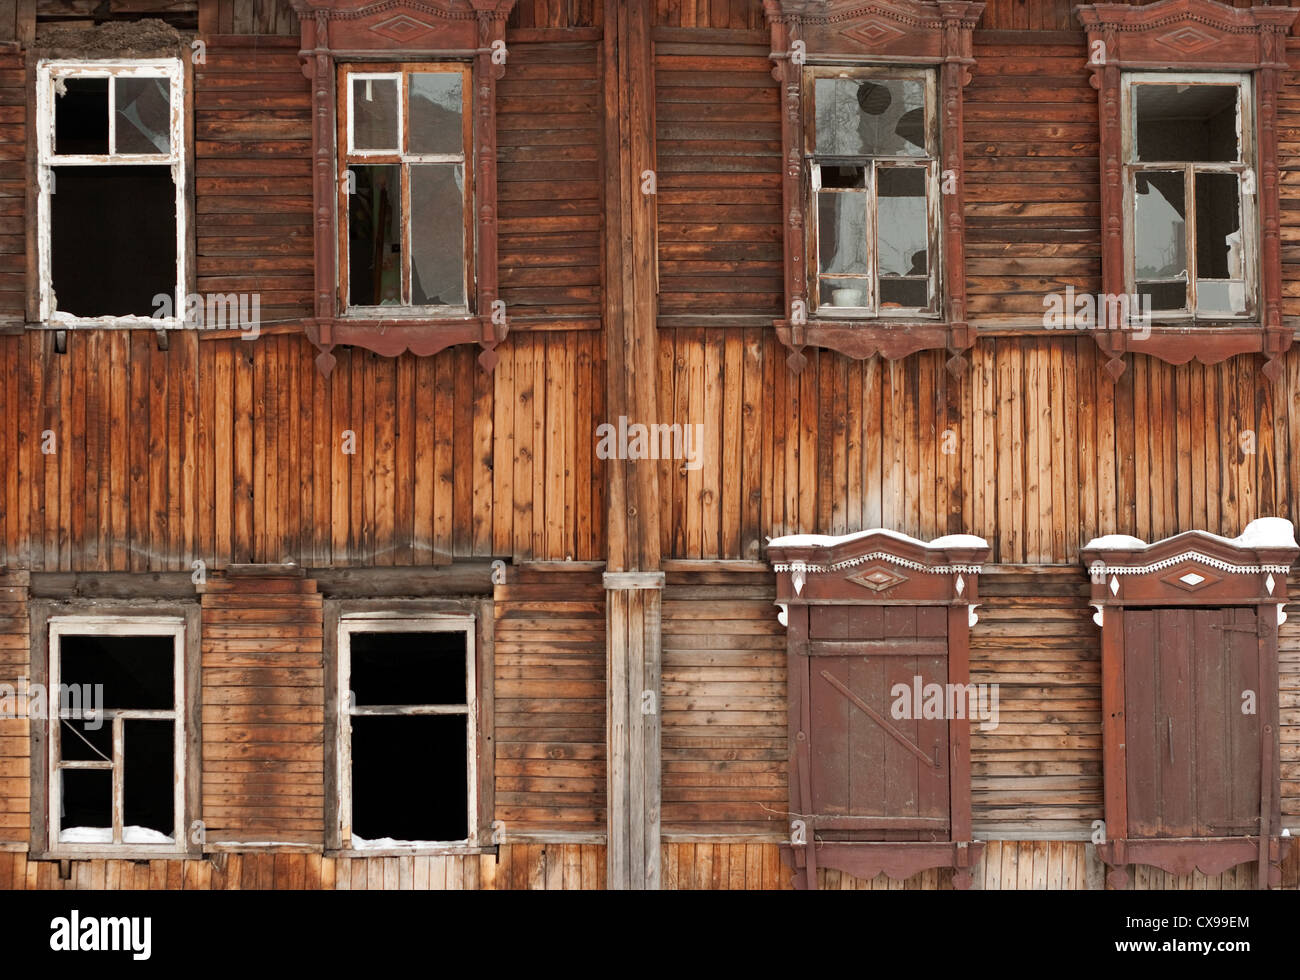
[769,529,990,889]
[1076,0,1299,382]
[290,0,516,375]
[1081,519,1298,889]
[764,0,985,375]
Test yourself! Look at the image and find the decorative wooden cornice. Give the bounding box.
[290,0,516,375]
[765,1,985,375]
[1076,0,1299,382]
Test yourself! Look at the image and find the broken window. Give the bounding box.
[806,68,939,317]
[1125,74,1255,318]
[339,65,472,313]
[36,60,185,323]
[338,618,476,846]
[48,618,185,849]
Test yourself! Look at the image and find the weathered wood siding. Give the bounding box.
[0,51,21,325]
[0,572,29,845]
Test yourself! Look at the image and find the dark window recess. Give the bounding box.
[61,768,111,831]
[123,719,175,837]
[59,634,173,710]
[351,715,468,842]
[54,77,109,155]
[50,166,176,317]
[347,164,401,307]
[349,631,466,706]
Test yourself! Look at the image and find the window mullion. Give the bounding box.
[111,715,124,845]
[1186,162,1197,314]
[868,159,878,316]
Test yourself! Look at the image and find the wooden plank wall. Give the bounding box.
[0,571,29,845]
[0,50,22,324]
[492,567,606,834]
[661,569,786,835]
[212,0,297,35]
[199,573,324,845]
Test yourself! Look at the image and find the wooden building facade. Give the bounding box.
[1,0,1300,890]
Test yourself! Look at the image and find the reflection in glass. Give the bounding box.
[1134,170,1186,301]
[818,190,869,277]
[115,77,171,154]
[877,167,928,279]
[1134,84,1239,163]
[815,77,926,157]
[348,164,402,306]
[410,164,466,307]
[409,73,463,155]
[352,77,400,151]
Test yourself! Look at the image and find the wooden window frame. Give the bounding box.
[32,57,190,329]
[28,601,202,861]
[1077,0,1299,381]
[804,66,941,320]
[765,0,985,374]
[337,62,474,317]
[323,599,495,857]
[1081,520,1298,888]
[769,530,990,890]
[291,0,517,374]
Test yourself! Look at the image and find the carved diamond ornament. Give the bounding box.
[849,564,907,593]
[370,14,437,42]
[1161,565,1222,593]
[1179,572,1206,587]
[1158,26,1219,56]
[843,18,907,48]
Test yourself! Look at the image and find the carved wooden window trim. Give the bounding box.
[291,0,516,374]
[1077,0,1298,381]
[769,530,990,890]
[765,0,985,375]
[1080,520,1298,888]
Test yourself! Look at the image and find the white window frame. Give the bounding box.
[47,615,186,855]
[1121,71,1257,322]
[35,58,187,327]
[805,65,942,320]
[336,614,478,850]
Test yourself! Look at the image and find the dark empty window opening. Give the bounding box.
[40,62,183,323]
[51,624,182,848]
[342,624,474,846]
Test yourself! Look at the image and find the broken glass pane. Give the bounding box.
[349,631,467,706]
[1194,171,1243,281]
[124,720,175,838]
[347,164,402,306]
[61,719,112,761]
[409,72,463,156]
[351,76,399,151]
[51,165,177,317]
[817,190,868,278]
[1135,84,1240,163]
[115,77,171,154]
[877,167,928,279]
[60,769,112,837]
[410,163,466,307]
[59,634,174,711]
[55,77,109,155]
[820,164,865,189]
[351,715,468,843]
[1138,281,1187,311]
[815,76,927,157]
[1133,170,1187,281]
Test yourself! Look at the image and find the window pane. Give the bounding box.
[55,77,109,155]
[60,769,112,839]
[1194,171,1243,281]
[1134,169,1187,284]
[115,77,171,154]
[1138,281,1187,313]
[410,164,466,307]
[347,164,402,306]
[409,72,463,155]
[351,77,399,151]
[60,719,111,761]
[815,76,927,157]
[821,277,869,309]
[59,634,175,711]
[124,720,175,841]
[51,165,177,317]
[817,190,868,278]
[351,715,468,843]
[877,167,928,279]
[1135,84,1240,163]
[349,631,467,706]
[880,279,930,309]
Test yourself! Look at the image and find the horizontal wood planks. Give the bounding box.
[493,569,607,833]
[0,571,29,845]
[200,574,324,844]
[0,53,22,323]
[214,0,299,36]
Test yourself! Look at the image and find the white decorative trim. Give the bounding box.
[776,603,789,628]
[1090,551,1291,577]
[773,553,982,577]
[791,561,807,596]
[967,604,978,628]
[1091,604,1104,628]
[1279,605,1288,627]
[1266,573,1276,595]
[956,573,965,596]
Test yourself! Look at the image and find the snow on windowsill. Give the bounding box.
[767,528,989,551]
[1084,517,1297,553]
[60,826,175,845]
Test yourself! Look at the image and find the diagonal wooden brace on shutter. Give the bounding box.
[819,670,939,769]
